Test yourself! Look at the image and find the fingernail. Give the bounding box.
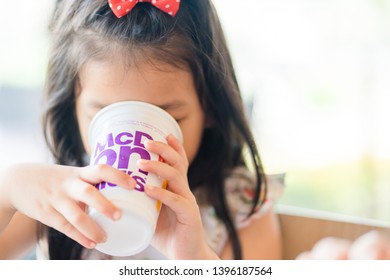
[101,235,107,243]
[113,211,121,221]
[144,139,154,146]
[89,242,97,248]
[137,159,148,165]
[128,177,136,188]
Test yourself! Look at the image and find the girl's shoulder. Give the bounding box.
[223,167,285,229]
[193,167,285,255]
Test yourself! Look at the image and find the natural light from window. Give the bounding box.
[1,0,390,222]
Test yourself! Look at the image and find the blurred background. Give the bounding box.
[1,0,390,222]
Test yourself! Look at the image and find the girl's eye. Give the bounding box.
[175,117,185,123]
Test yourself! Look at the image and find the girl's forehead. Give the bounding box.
[79,56,190,83]
[71,29,196,83]
[79,44,190,73]
[78,58,196,105]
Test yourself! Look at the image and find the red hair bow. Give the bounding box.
[108,0,181,18]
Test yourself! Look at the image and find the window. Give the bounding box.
[0,0,53,167]
[214,0,390,221]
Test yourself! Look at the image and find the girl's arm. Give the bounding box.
[0,168,36,259]
[0,212,37,259]
[220,210,282,259]
[0,163,136,259]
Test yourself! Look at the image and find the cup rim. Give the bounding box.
[88,100,183,145]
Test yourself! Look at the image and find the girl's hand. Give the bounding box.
[1,163,135,249]
[137,134,219,260]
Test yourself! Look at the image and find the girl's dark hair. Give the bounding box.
[41,0,266,259]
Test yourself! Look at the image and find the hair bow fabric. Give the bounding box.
[108,0,181,18]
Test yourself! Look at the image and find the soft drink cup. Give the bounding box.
[88,101,183,256]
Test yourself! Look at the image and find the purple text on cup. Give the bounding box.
[92,130,154,192]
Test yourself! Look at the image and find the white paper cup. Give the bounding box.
[88,101,183,256]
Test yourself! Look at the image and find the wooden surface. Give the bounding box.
[277,207,390,259]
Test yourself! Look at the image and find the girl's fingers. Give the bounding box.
[144,137,188,174]
[47,208,98,249]
[166,134,187,163]
[137,159,190,198]
[67,181,121,221]
[144,186,193,221]
[52,199,106,244]
[79,164,136,189]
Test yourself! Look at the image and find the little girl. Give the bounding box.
[0,0,282,260]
